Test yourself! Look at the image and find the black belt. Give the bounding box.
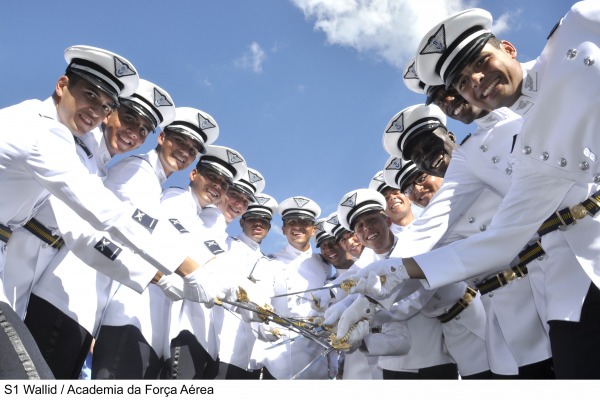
[475,188,600,296]
[476,241,544,295]
[438,287,478,323]
[23,218,64,249]
[0,223,12,244]
[537,188,600,236]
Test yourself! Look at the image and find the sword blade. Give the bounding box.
[291,347,335,380]
[270,279,356,299]
[270,283,340,298]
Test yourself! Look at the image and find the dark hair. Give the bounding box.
[64,71,82,88]
[487,35,502,49]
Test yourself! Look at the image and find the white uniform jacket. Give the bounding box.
[215,233,264,371]
[162,187,224,361]
[414,3,600,328]
[398,107,552,374]
[94,150,173,354]
[252,244,331,379]
[0,99,187,285]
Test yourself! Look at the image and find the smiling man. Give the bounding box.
[368,171,414,232]
[215,191,277,380]
[86,107,221,380]
[251,196,332,380]
[383,103,454,178]
[352,3,600,379]
[364,53,555,378]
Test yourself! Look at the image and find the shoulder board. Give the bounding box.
[510,134,518,153]
[74,136,93,159]
[38,113,54,120]
[168,218,189,233]
[229,236,240,242]
[459,133,472,146]
[547,18,562,40]
[131,154,153,168]
[204,240,225,255]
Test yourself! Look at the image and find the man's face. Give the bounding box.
[353,211,393,255]
[320,238,347,267]
[404,172,444,208]
[158,132,199,176]
[338,231,364,258]
[403,127,455,177]
[104,106,153,156]
[282,217,316,251]
[241,215,271,243]
[381,188,412,221]
[190,166,231,208]
[431,86,486,125]
[55,76,115,136]
[452,40,522,111]
[218,187,251,223]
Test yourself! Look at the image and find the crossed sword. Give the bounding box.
[215,283,356,379]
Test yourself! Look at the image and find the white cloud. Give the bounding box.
[235,41,267,73]
[492,9,520,36]
[290,0,512,70]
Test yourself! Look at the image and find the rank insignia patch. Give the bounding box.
[204,240,225,255]
[94,237,122,261]
[132,209,158,232]
[169,219,189,233]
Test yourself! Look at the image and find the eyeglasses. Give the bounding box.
[403,173,428,196]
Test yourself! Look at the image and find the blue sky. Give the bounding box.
[1,0,574,254]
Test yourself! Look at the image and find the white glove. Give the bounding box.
[343,320,371,352]
[310,288,333,312]
[182,267,231,304]
[237,304,265,323]
[323,294,358,327]
[308,308,325,327]
[155,274,184,301]
[336,295,376,340]
[350,259,409,298]
[258,324,288,342]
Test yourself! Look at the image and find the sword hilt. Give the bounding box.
[339,279,356,293]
